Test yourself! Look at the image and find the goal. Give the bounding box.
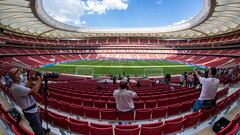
[75,67,94,76]
[144,68,164,77]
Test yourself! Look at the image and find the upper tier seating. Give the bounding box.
[1,32,240,47]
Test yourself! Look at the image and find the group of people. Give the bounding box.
[179,71,197,88]
[3,66,236,134]
[114,67,220,114]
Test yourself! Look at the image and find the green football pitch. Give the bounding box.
[36,60,197,77]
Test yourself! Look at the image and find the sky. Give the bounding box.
[42,0,204,28]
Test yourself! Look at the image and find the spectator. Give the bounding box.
[192,67,220,112]
[9,68,45,135]
[164,73,171,84]
[187,72,194,88]
[113,79,137,112]
[112,75,117,84]
[179,73,184,86]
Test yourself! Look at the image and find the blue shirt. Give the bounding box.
[12,83,37,113]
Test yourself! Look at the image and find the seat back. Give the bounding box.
[89,125,113,135]
[115,127,140,135]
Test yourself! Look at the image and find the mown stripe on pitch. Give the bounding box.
[55,64,190,68]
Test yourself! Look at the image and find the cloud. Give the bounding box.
[87,0,128,15]
[172,17,193,25]
[42,0,129,26]
[156,0,163,5]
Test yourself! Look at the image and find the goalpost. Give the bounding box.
[74,67,94,76]
[144,68,164,77]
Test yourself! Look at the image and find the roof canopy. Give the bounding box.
[0,0,240,39]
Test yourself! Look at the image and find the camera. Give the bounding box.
[35,72,59,80]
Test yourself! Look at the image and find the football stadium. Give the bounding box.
[0,0,240,135]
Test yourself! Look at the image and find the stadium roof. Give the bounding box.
[0,0,240,39]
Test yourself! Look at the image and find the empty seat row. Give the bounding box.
[2,33,240,47]
[45,92,199,109]
[1,84,239,135]
[46,100,196,121]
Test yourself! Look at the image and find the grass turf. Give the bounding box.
[36,60,197,76]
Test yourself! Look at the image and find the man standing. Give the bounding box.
[113,80,137,112]
[192,67,220,112]
[9,68,45,135]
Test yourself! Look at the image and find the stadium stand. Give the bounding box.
[1,0,240,134]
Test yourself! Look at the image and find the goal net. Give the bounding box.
[144,68,164,77]
[75,67,94,76]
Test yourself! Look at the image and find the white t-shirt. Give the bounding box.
[198,77,220,100]
[179,75,184,82]
[113,89,137,112]
[12,83,37,113]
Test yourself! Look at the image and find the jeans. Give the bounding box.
[192,99,215,112]
[24,112,45,135]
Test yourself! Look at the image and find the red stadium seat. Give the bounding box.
[70,104,84,116]
[71,97,82,105]
[134,101,145,109]
[199,107,215,122]
[135,108,152,120]
[167,97,179,106]
[225,123,239,135]
[152,106,167,119]
[68,121,89,135]
[157,98,168,107]
[61,95,71,103]
[48,98,60,110]
[69,117,87,125]
[1,113,11,125]
[115,124,138,129]
[115,127,140,135]
[118,111,134,121]
[178,95,189,103]
[145,100,157,108]
[180,100,194,113]
[106,101,116,109]
[94,100,106,108]
[84,106,100,119]
[89,125,113,135]
[58,101,71,113]
[82,99,94,107]
[90,123,112,128]
[163,117,184,134]
[19,123,34,135]
[141,122,164,135]
[100,108,117,120]
[183,112,201,129]
[141,96,151,101]
[142,122,163,127]
[7,113,18,125]
[167,103,180,116]
[11,124,22,135]
[217,121,239,135]
[48,112,69,129]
